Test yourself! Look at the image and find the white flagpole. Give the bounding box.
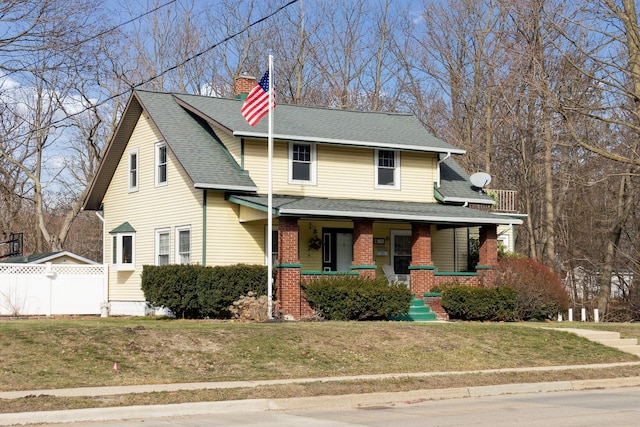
[267,54,274,320]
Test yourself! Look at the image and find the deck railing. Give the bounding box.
[470,189,518,213]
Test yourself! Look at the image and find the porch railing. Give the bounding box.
[470,189,518,213]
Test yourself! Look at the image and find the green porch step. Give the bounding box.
[391,297,438,322]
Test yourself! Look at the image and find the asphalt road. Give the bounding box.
[24,386,640,427]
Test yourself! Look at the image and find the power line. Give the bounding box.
[12,0,300,135]
[1,0,178,78]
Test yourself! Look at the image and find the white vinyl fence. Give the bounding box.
[0,263,107,316]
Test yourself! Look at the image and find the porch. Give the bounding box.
[228,194,521,319]
[276,216,500,319]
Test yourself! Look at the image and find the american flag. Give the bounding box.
[240,71,275,126]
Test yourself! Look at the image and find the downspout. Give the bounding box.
[436,152,451,188]
[202,190,207,266]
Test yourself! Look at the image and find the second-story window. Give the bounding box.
[128,149,138,192]
[375,149,400,189]
[155,142,167,186]
[289,142,316,184]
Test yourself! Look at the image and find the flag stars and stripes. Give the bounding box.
[240,70,275,126]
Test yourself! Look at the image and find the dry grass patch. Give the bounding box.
[1,318,638,398]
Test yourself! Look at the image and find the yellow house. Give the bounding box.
[83,86,522,317]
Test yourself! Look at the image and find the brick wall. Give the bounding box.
[352,219,376,279]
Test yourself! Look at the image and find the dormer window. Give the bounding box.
[289,142,317,185]
[375,149,400,189]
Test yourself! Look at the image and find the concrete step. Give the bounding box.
[552,328,640,357]
[597,338,638,346]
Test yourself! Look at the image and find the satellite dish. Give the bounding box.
[470,172,492,190]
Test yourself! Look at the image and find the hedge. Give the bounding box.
[141,264,270,319]
[440,285,517,321]
[301,276,412,321]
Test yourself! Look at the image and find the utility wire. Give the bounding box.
[2,0,178,78]
[10,0,300,136]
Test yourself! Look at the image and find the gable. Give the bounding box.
[83,92,257,211]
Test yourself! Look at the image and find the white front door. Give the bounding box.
[336,232,353,272]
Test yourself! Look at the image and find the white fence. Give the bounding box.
[0,263,107,316]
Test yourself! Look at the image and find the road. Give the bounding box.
[28,386,640,427]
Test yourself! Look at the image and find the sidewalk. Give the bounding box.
[2,362,640,426]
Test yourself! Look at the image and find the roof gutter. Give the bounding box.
[436,152,451,188]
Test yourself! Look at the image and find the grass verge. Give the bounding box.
[1,318,639,413]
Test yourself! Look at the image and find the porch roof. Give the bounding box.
[227,195,523,226]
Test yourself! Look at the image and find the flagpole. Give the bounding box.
[267,54,274,320]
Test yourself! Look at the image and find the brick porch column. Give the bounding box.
[409,222,436,295]
[477,224,498,285]
[275,216,309,319]
[351,219,376,279]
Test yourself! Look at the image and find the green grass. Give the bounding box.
[1,318,639,413]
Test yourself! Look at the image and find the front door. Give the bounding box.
[322,228,353,272]
[390,230,412,275]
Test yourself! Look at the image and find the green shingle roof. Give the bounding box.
[109,221,136,234]
[436,156,494,205]
[228,195,522,226]
[173,93,464,154]
[135,91,257,192]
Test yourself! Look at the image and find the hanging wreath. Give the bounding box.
[308,228,322,251]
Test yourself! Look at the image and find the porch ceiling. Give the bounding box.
[227,194,523,226]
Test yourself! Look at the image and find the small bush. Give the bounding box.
[440,285,517,321]
[229,292,278,322]
[302,276,412,321]
[493,258,570,321]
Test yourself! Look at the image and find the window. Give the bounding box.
[375,150,400,189]
[175,226,191,264]
[155,142,167,186]
[156,229,170,265]
[289,142,316,184]
[128,149,138,191]
[111,233,135,270]
[264,225,278,264]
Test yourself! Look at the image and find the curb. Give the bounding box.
[3,376,640,426]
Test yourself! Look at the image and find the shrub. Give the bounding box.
[141,264,203,319]
[440,285,517,321]
[301,276,412,321]
[196,264,271,319]
[229,292,278,322]
[493,258,570,321]
[142,264,271,319]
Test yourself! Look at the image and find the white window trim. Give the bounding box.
[264,225,278,265]
[155,228,171,265]
[155,142,168,187]
[375,149,400,190]
[175,225,191,265]
[112,233,135,271]
[288,142,317,185]
[128,148,139,192]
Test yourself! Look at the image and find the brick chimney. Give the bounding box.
[234,73,256,100]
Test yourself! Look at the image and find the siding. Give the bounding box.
[205,192,267,265]
[242,138,438,202]
[103,114,203,301]
[216,130,242,167]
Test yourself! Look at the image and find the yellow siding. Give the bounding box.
[243,139,438,202]
[103,114,202,301]
[205,192,267,265]
[217,131,242,166]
